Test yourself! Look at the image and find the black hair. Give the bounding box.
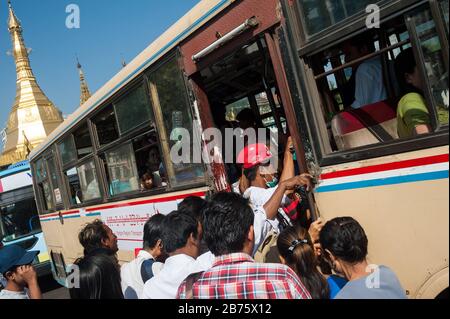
[161,211,199,254]
[319,217,368,264]
[277,226,330,299]
[202,192,254,256]
[395,47,421,96]
[243,165,259,182]
[78,219,109,256]
[178,196,207,224]
[348,32,376,53]
[143,214,165,249]
[69,254,123,299]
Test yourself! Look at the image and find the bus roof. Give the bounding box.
[29,0,233,161]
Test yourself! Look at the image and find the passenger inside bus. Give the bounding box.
[394,48,431,138]
[341,33,388,109]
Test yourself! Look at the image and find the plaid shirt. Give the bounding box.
[177,253,311,299]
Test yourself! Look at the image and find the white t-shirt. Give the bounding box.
[244,186,292,255]
[0,289,29,299]
[192,251,215,273]
[120,250,163,299]
[141,254,197,299]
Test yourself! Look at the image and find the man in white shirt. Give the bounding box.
[237,141,313,254]
[342,34,387,109]
[141,211,201,299]
[121,214,165,299]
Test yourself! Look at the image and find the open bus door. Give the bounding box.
[179,0,318,220]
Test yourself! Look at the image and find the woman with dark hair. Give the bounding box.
[319,217,406,299]
[277,226,330,299]
[70,254,124,299]
[395,47,431,138]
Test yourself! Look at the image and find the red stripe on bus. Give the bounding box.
[117,238,144,242]
[85,191,207,212]
[320,154,449,180]
[40,210,80,218]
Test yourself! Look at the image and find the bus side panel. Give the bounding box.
[315,147,449,298]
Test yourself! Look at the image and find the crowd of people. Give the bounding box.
[0,140,408,300]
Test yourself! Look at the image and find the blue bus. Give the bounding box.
[0,160,51,277]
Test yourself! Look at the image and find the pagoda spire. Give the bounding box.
[77,57,92,105]
[0,0,64,166]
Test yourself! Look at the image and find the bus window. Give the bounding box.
[93,104,120,147]
[73,123,93,159]
[114,84,153,134]
[148,56,205,187]
[77,161,101,202]
[103,143,140,196]
[0,198,40,242]
[34,158,54,212]
[65,167,82,205]
[409,8,449,126]
[58,135,77,166]
[303,4,448,154]
[47,157,63,206]
[298,0,383,37]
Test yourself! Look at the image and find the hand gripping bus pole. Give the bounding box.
[192,17,259,62]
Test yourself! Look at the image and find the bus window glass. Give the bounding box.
[47,157,63,205]
[148,57,205,187]
[115,84,152,134]
[77,161,101,202]
[411,9,449,125]
[133,131,167,191]
[298,0,383,37]
[93,105,120,146]
[0,198,40,242]
[35,158,46,182]
[58,136,77,165]
[225,97,250,121]
[73,123,93,159]
[440,0,449,34]
[65,167,82,205]
[39,181,54,212]
[104,143,140,196]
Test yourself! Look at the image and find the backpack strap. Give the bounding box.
[140,259,156,283]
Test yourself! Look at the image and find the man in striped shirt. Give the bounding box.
[177,192,311,299]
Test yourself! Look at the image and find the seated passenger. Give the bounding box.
[146,146,165,187]
[394,48,431,138]
[342,34,388,109]
[140,173,155,191]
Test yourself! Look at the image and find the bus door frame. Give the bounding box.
[179,0,309,194]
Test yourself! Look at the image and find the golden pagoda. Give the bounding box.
[77,58,91,105]
[0,0,64,166]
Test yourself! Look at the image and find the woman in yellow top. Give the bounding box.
[394,48,431,138]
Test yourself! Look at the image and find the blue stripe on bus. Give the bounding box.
[33,0,230,153]
[315,170,449,193]
[86,212,101,217]
[0,164,30,178]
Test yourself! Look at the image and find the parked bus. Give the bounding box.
[0,161,51,277]
[29,0,448,297]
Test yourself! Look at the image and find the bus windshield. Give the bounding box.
[0,197,41,242]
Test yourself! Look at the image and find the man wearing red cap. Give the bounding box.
[237,137,312,254]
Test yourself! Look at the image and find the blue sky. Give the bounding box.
[0,0,200,130]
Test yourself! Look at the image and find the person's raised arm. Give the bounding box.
[18,265,42,299]
[263,174,313,220]
[279,136,295,183]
